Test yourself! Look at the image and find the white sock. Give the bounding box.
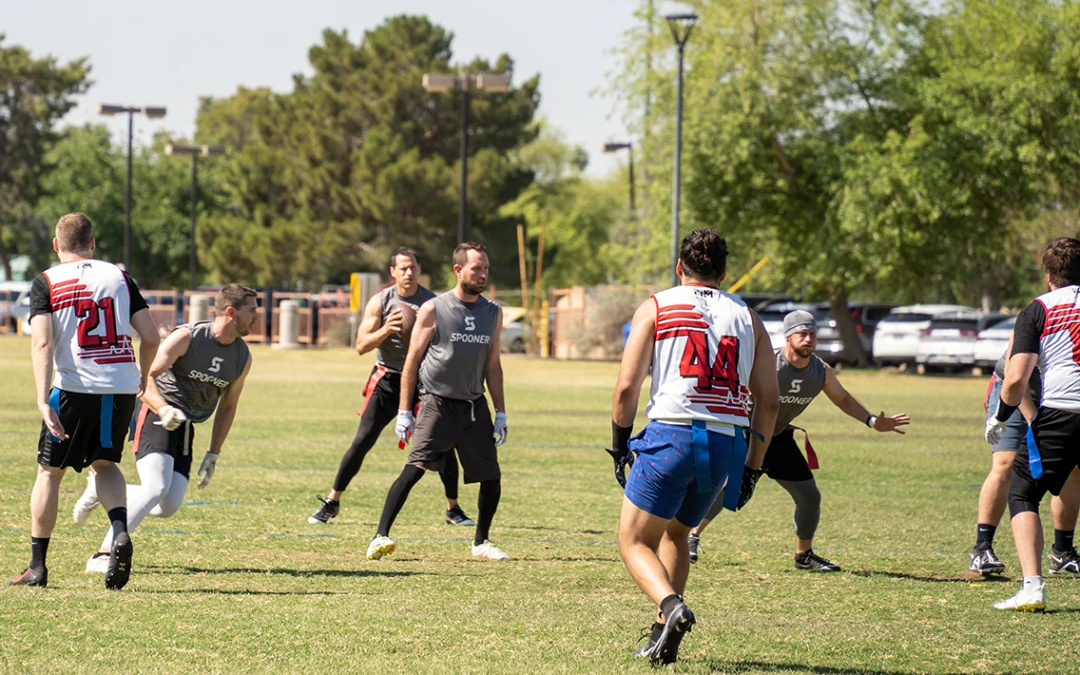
[1022,575,1043,590]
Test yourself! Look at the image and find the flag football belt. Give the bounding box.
[787,424,819,470]
[701,422,766,513]
[1025,424,1044,479]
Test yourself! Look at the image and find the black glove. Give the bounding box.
[607,421,635,488]
[737,467,765,510]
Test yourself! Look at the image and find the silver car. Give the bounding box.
[872,304,974,367]
[973,317,1016,369]
[915,311,1010,373]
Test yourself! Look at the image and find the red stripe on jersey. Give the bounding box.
[657,304,696,312]
[93,356,137,364]
[704,405,747,415]
[51,294,92,308]
[656,320,710,330]
[51,278,82,289]
[656,311,704,321]
[656,327,710,341]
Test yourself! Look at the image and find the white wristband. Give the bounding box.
[866,415,877,429]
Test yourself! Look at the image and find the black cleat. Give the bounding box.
[445,505,476,527]
[795,549,841,572]
[308,496,340,524]
[969,543,1006,575]
[105,532,133,590]
[9,566,47,587]
[633,624,662,658]
[1049,547,1080,575]
[640,602,695,665]
[688,534,701,564]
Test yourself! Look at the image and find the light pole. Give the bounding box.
[97,104,167,271]
[601,142,635,213]
[165,144,225,290]
[665,12,697,287]
[422,72,509,244]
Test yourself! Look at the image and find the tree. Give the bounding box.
[0,35,90,279]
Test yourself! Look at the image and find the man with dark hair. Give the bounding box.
[687,310,910,572]
[988,237,1080,611]
[367,242,510,561]
[612,228,779,665]
[74,284,255,573]
[11,213,160,590]
[307,248,474,527]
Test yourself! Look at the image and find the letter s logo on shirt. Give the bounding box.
[464,316,476,332]
[208,357,224,373]
[789,379,802,394]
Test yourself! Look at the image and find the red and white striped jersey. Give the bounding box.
[644,285,756,435]
[1016,285,1080,412]
[32,260,143,394]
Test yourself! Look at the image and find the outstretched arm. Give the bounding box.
[821,364,910,433]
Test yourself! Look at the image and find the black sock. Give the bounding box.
[660,594,682,621]
[108,507,128,538]
[976,523,996,547]
[474,479,501,546]
[29,537,50,570]
[1054,529,1074,552]
[376,465,425,537]
[649,622,664,640]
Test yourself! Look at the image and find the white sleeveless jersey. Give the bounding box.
[1035,285,1080,411]
[42,260,141,394]
[645,285,756,434]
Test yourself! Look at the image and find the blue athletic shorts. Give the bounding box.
[986,377,1028,453]
[624,421,737,527]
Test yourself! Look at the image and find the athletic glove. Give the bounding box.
[154,405,188,432]
[197,452,219,489]
[395,409,415,445]
[985,417,1008,446]
[737,467,765,510]
[606,421,635,489]
[493,412,508,447]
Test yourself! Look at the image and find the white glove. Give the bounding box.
[154,405,188,432]
[197,452,219,489]
[985,417,1008,446]
[395,410,415,445]
[493,412,508,447]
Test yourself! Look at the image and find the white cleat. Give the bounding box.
[993,585,1046,612]
[73,474,100,525]
[471,540,510,561]
[366,535,396,560]
[85,552,109,574]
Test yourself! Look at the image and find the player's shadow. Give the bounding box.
[145,565,442,579]
[847,569,1011,584]
[504,525,609,535]
[141,589,355,596]
[701,660,993,675]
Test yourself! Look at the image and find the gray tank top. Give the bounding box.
[993,352,1042,405]
[772,349,828,434]
[377,285,436,371]
[156,321,251,423]
[419,292,500,401]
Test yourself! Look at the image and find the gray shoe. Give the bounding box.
[969,544,1005,575]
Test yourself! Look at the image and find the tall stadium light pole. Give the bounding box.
[165,144,226,290]
[601,142,635,213]
[97,104,167,271]
[422,72,509,244]
[666,13,697,287]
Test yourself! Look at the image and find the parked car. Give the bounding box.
[0,281,32,331]
[915,311,1011,373]
[812,302,897,365]
[15,293,31,335]
[735,293,794,312]
[871,304,975,367]
[500,317,531,354]
[757,301,816,350]
[973,317,1016,369]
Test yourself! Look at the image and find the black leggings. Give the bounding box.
[377,465,499,545]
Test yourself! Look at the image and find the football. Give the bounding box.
[395,303,417,341]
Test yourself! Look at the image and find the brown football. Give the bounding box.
[395,304,417,340]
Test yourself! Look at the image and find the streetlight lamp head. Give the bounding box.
[602,142,632,153]
[142,106,167,119]
[202,145,226,157]
[423,73,458,92]
[165,144,199,156]
[475,73,509,92]
[665,12,699,46]
[97,104,127,116]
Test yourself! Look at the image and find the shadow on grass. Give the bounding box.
[699,659,995,675]
[503,525,608,535]
[143,565,444,578]
[140,588,359,596]
[848,570,1011,584]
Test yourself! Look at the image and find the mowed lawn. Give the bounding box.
[1,336,1077,675]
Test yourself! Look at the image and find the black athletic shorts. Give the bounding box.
[1009,406,1080,513]
[131,399,196,479]
[760,428,814,482]
[37,389,136,471]
[358,365,419,426]
[407,393,500,483]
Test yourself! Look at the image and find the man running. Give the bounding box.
[687,309,910,572]
[612,229,779,665]
[989,237,1080,611]
[11,213,160,590]
[367,242,509,561]
[307,248,474,527]
[74,284,255,573]
[970,344,1080,575]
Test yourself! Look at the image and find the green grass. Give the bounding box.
[0,336,1077,674]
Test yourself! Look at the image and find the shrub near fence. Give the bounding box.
[550,285,652,360]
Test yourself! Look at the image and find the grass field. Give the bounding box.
[1,335,1078,674]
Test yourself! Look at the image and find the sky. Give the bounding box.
[3,0,646,177]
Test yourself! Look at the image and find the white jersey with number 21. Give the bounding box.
[645,285,756,436]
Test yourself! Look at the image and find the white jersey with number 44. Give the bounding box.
[645,285,756,435]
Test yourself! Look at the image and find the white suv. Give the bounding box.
[871,304,974,367]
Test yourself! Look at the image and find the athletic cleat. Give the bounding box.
[73,473,100,525]
[640,601,695,665]
[85,552,110,574]
[993,584,1046,612]
[367,535,395,560]
[633,624,661,658]
[1049,547,1080,575]
[105,532,133,590]
[445,505,476,527]
[471,540,510,560]
[795,549,841,572]
[9,567,47,587]
[688,534,701,564]
[307,496,339,525]
[969,544,1006,575]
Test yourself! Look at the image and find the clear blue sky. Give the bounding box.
[3,0,643,177]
